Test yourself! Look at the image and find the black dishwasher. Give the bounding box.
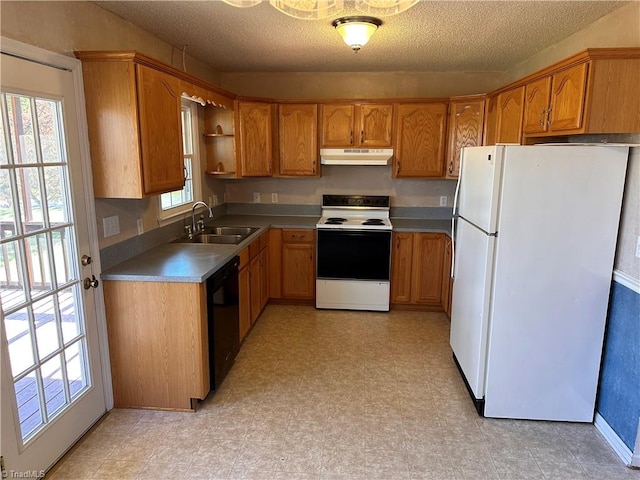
[207,256,240,391]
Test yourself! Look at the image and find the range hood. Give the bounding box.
[320,148,393,166]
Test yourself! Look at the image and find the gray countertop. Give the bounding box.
[100,214,452,283]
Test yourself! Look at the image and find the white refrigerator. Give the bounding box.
[450,144,629,421]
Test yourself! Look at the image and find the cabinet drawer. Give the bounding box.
[259,231,269,250]
[239,247,250,269]
[282,229,314,243]
[249,239,261,259]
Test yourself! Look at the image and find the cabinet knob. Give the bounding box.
[396,161,401,176]
[360,130,364,144]
[547,107,553,127]
[448,162,453,175]
[349,131,353,145]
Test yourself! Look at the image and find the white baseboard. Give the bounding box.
[594,413,633,466]
[633,418,640,467]
[613,270,640,294]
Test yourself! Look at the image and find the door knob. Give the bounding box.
[81,255,92,266]
[83,275,99,290]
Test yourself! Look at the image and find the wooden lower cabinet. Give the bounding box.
[239,233,270,341]
[102,280,209,411]
[390,233,414,303]
[281,229,315,299]
[390,232,447,308]
[238,263,251,341]
[268,228,315,301]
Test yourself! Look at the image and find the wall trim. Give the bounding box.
[594,413,633,466]
[613,270,640,294]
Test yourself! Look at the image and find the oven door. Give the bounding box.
[317,229,391,281]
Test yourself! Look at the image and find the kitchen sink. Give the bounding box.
[202,226,259,237]
[173,226,260,245]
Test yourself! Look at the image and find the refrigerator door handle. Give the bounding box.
[451,217,456,279]
[451,152,463,279]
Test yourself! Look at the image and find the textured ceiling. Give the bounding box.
[94,1,628,73]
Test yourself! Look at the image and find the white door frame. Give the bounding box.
[0,36,114,411]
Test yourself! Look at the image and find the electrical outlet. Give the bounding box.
[136,218,144,235]
[636,236,640,259]
[272,193,278,203]
[439,196,448,207]
[208,195,213,206]
[253,192,261,203]
[212,194,218,206]
[102,215,120,238]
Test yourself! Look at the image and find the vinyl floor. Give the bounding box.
[47,305,639,479]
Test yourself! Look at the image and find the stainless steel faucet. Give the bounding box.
[188,201,214,238]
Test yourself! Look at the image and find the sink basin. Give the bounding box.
[202,226,259,236]
[172,226,260,245]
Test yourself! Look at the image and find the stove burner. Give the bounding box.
[325,217,347,224]
[363,219,385,225]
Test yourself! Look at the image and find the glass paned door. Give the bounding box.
[1,48,105,475]
[1,92,90,442]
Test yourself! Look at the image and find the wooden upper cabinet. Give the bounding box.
[137,66,184,195]
[76,54,184,198]
[394,103,447,178]
[278,104,318,176]
[445,97,485,178]
[358,104,394,147]
[321,104,354,146]
[523,63,588,134]
[520,50,640,138]
[237,102,273,177]
[495,86,525,144]
[483,95,498,146]
[523,76,552,134]
[320,103,393,148]
[548,63,588,131]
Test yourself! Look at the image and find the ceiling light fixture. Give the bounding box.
[332,16,382,52]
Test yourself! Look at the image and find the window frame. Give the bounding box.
[157,100,201,222]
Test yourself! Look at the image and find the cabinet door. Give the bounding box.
[268,229,283,299]
[445,99,485,178]
[441,237,453,317]
[282,243,315,299]
[321,104,355,147]
[394,103,447,178]
[495,86,525,144]
[357,104,393,147]
[548,63,588,132]
[238,266,251,342]
[390,233,414,304]
[238,102,273,176]
[259,247,269,311]
[483,95,498,146]
[249,255,262,324]
[523,76,551,134]
[136,65,184,195]
[279,104,318,176]
[411,233,444,304]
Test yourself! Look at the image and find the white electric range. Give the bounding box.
[315,195,393,311]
